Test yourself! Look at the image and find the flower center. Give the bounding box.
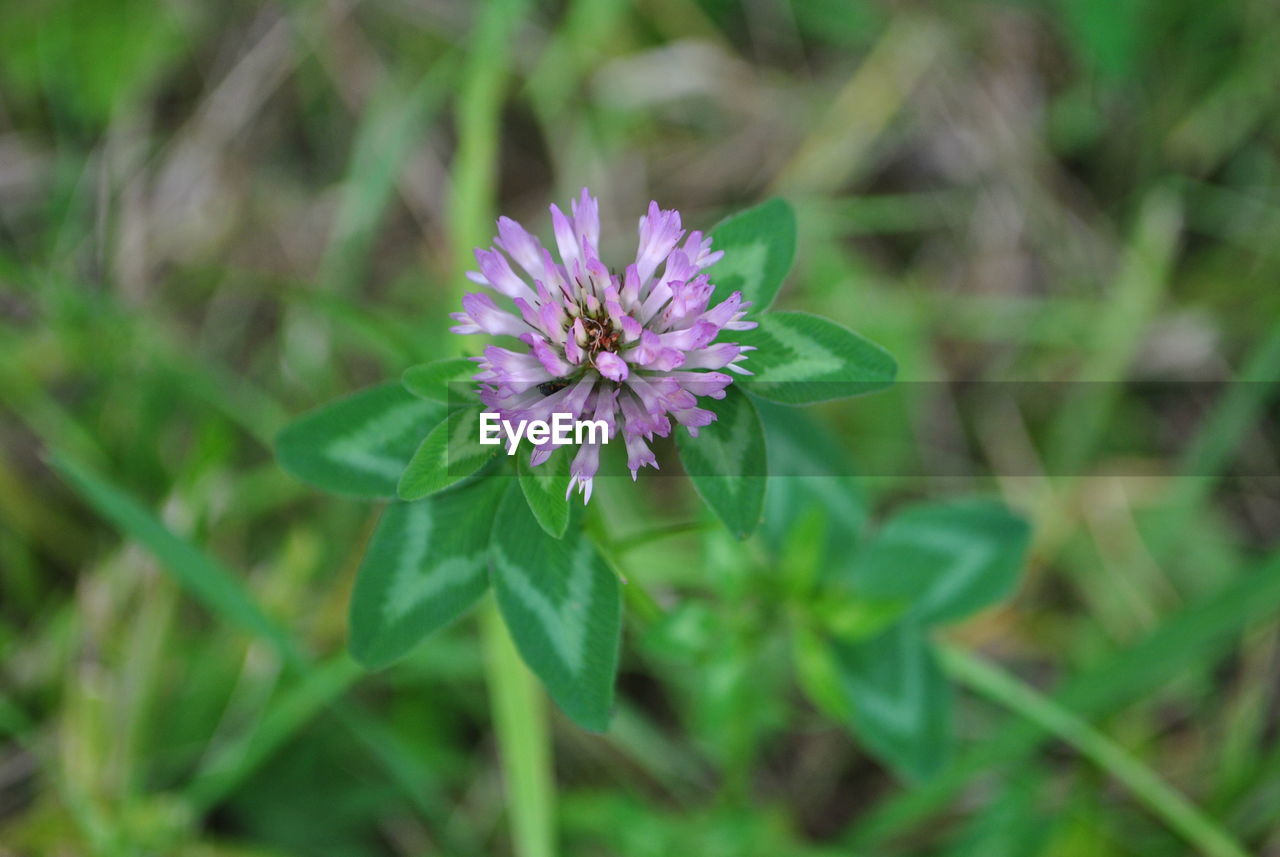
[579,314,620,355]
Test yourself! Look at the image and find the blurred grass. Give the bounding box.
[2,0,1279,855]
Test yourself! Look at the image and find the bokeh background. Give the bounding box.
[2,0,1279,855]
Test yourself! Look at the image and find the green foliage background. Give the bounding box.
[2,0,1279,855]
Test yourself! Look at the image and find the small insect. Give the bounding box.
[537,377,570,396]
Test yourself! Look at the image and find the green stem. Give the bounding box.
[448,0,529,277]
[481,599,555,857]
[940,644,1251,857]
[451,1,548,853]
[612,519,708,554]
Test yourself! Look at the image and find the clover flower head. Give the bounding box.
[452,189,755,503]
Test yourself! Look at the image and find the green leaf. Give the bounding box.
[706,198,796,311]
[757,399,866,581]
[402,357,479,404]
[397,404,498,501]
[348,478,504,668]
[517,446,571,539]
[831,619,952,781]
[792,624,853,722]
[675,387,767,539]
[852,500,1031,626]
[276,382,444,499]
[734,312,897,403]
[489,487,621,731]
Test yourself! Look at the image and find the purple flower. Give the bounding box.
[452,189,756,502]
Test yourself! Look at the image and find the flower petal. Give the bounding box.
[550,203,582,272]
[461,292,529,337]
[566,441,601,503]
[635,201,684,284]
[474,247,538,304]
[624,432,658,479]
[571,188,600,257]
[595,350,629,382]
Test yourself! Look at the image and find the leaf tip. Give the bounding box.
[346,638,386,671]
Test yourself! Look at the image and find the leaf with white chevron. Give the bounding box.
[402,357,480,404]
[276,382,444,499]
[398,404,498,500]
[349,478,503,667]
[851,499,1030,626]
[734,312,897,403]
[518,445,571,539]
[706,197,796,311]
[831,619,952,781]
[675,386,767,539]
[489,486,621,731]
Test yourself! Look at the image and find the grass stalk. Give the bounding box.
[446,4,555,854]
[941,644,1251,857]
[481,599,556,857]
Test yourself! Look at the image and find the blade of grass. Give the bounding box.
[146,330,290,447]
[845,551,1280,849]
[0,325,110,469]
[940,644,1251,857]
[117,568,179,799]
[320,58,456,293]
[1173,322,1280,502]
[4,688,127,857]
[3,303,288,451]
[526,0,629,121]
[186,654,364,811]
[0,444,89,566]
[46,447,481,856]
[1048,187,1182,472]
[447,0,530,275]
[48,449,302,663]
[330,703,485,855]
[770,16,944,194]
[277,286,430,366]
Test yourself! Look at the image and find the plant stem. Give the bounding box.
[940,644,1251,857]
[451,0,547,852]
[481,599,555,857]
[612,519,708,554]
[448,0,529,279]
